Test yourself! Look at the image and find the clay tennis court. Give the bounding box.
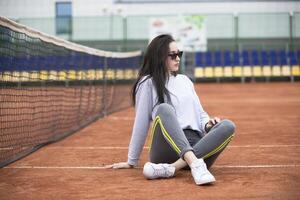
[1,82,300,199]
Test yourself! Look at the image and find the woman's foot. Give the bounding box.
[190,159,216,185]
[143,162,175,179]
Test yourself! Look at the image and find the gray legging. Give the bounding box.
[149,103,235,169]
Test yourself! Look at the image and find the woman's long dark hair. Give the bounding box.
[132,34,174,106]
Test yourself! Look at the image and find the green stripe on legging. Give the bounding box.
[150,116,181,155]
[202,134,234,160]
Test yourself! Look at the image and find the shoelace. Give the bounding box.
[153,166,171,177]
[193,162,208,175]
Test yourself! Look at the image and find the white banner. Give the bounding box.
[149,15,207,52]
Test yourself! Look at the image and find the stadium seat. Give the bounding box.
[292,66,300,76]
[204,52,214,78]
[105,69,115,79]
[125,69,134,79]
[95,70,104,80]
[270,50,281,76]
[115,69,124,80]
[204,67,214,78]
[260,50,271,77]
[49,71,58,80]
[11,71,21,82]
[223,50,233,77]
[87,70,96,80]
[67,70,76,80]
[251,50,262,77]
[194,52,205,78]
[194,67,204,78]
[133,69,139,78]
[279,50,291,76]
[214,67,223,77]
[242,50,252,77]
[288,50,300,76]
[39,71,48,81]
[195,52,204,67]
[232,51,242,77]
[1,71,11,81]
[297,49,300,64]
[29,71,39,81]
[214,51,223,77]
[58,71,67,80]
[76,71,85,80]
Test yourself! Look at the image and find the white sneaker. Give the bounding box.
[190,159,216,185]
[143,162,175,179]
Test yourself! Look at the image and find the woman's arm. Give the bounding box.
[106,78,153,169]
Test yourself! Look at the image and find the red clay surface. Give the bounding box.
[1,82,300,200]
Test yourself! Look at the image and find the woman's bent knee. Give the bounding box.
[220,119,236,135]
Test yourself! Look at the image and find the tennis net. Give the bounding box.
[0,16,142,168]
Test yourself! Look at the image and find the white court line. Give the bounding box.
[47,146,132,150]
[46,144,300,150]
[4,164,300,169]
[228,144,300,148]
[1,144,300,151]
[109,116,134,120]
[214,164,300,169]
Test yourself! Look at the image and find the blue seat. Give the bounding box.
[251,50,262,77]
[195,52,204,67]
[261,50,270,66]
[251,50,260,66]
[224,50,231,66]
[205,51,213,67]
[288,50,297,65]
[270,50,279,66]
[242,50,250,66]
[214,51,222,67]
[297,49,300,63]
[233,51,240,66]
[279,50,288,66]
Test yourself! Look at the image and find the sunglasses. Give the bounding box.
[168,51,183,60]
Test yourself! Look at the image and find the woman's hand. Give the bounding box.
[104,162,134,169]
[205,117,221,132]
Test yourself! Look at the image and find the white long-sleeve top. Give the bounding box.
[127,74,210,166]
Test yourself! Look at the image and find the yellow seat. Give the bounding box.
[224,66,233,77]
[233,66,242,77]
[243,66,252,77]
[39,71,48,80]
[214,67,223,77]
[76,71,85,80]
[49,71,58,80]
[1,71,11,81]
[21,71,30,81]
[125,69,134,79]
[67,70,76,80]
[105,69,115,80]
[58,71,67,80]
[30,71,39,81]
[262,66,272,77]
[292,65,300,76]
[133,69,139,79]
[87,70,96,80]
[11,71,21,82]
[272,66,281,76]
[95,70,103,80]
[253,66,262,77]
[115,70,124,80]
[204,67,214,78]
[281,65,291,76]
[194,68,204,78]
